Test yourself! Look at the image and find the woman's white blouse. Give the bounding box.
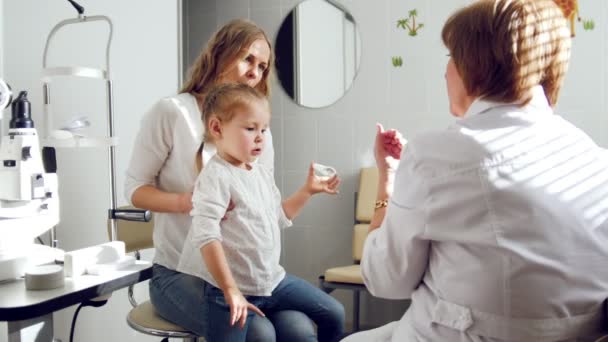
[124,93,274,271]
[361,86,608,341]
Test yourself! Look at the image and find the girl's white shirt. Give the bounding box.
[124,93,274,271]
[356,86,608,341]
[177,154,292,296]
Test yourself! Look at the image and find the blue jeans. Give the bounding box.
[149,264,317,341]
[202,273,345,342]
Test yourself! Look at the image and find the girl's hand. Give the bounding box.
[224,287,265,328]
[305,162,341,195]
[374,123,405,174]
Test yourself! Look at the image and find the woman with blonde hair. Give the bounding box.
[344,0,608,340]
[125,19,320,341]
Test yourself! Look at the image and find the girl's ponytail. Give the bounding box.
[195,141,204,172]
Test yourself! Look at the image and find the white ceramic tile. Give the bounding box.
[283,117,317,171]
[389,56,430,115]
[317,118,355,174]
[184,13,217,71]
[250,7,284,42]
[269,76,286,126]
[216,0,246,14]
[250,0,281,10]
[270,115,284,182]
[353,116,382,169]
[282,225,314,276]
[185,0,216,14]
[217,0,249,25]
[342,2,391,121]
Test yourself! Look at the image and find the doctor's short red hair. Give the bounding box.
[442,0,571,106]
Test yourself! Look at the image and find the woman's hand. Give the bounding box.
[304,162,341,195]
[224,287,265,328]
[374,123,405,175]
[222,199,235,221]
[176,192,193,213]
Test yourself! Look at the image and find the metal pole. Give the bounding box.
[107,79,117,241]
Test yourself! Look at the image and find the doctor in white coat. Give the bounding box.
[343,0,608,341]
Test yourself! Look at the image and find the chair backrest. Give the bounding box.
[107,206,154,254]
[352,167,378,261]
[355,167,379,223]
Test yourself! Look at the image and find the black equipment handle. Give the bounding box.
[109,208,151,222]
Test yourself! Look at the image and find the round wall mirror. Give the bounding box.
[275,0,361,108]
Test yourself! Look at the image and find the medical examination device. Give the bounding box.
[0,0,148,284]
[0,79,60,282]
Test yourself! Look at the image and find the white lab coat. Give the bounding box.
[346,87,608,342]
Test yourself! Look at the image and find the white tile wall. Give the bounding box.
[184,0,608,329]
[250,0,281,10]
[217,0,250,24]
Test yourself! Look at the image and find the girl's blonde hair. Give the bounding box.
[195,83,269,171]
[181,19,274,102]
[442,0,571,106]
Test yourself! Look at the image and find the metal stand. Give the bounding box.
[31,7,116,342]
[41,13,119,243]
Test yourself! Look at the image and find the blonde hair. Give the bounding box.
[181,19,274,101]
[441,0,571,106]
[195,83,269,171]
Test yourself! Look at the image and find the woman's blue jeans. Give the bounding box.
[201,273,345,342]
[149,264,320,341]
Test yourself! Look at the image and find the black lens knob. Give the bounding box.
[10,91,34,129]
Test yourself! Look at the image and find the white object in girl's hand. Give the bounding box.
[313,163,337,179]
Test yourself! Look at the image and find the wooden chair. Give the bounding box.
[319,167,377,332]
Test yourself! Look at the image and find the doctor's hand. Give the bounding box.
[374,123,404,174]
[304,162,341,195]
[224,287,265,329]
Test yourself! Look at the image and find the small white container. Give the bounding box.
[25,265,65,290]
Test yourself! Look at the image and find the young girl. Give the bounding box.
[177,83,345,342]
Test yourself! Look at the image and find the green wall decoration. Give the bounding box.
[397,9,424,36]
[392,9,423,68]
[582,19,595,31]
[392,56,403,67]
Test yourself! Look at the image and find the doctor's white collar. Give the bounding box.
[464,85,552,118]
